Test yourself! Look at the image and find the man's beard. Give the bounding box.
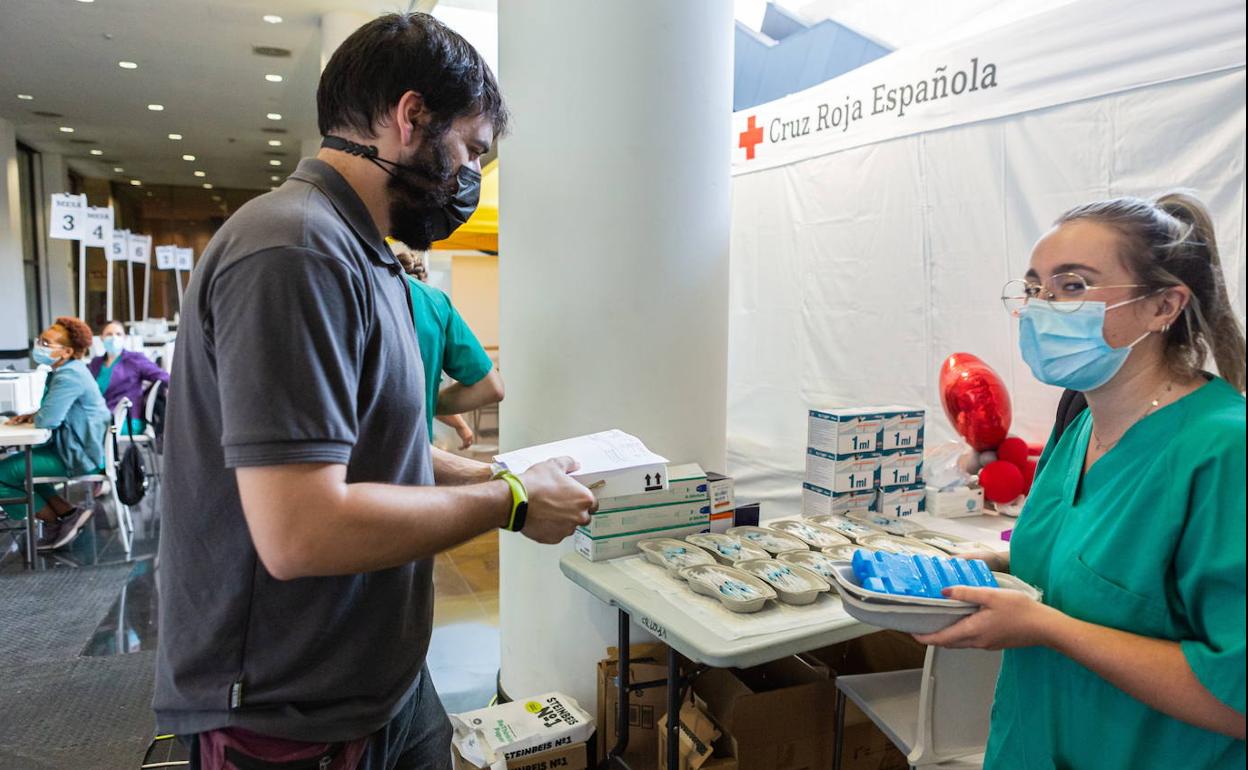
[387,127,457,250]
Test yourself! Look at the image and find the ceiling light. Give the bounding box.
[76,0,94,3]
[265,74,283,83]
[267,139,282,147]
[130,179,142,186]
[90,149,104,155]
[168,133,182,140]
[147,104,164,111]
[262,14,282,23]
[266,112,282,121]
[202,183,214,190]
[118,61,138,70]
[270,175,280,182]
[17,94,34,100]
[193,170,206,177]
[59,126,74,133]
[268,159,282,166]
[113,167,124,173]
[182,154,196,161]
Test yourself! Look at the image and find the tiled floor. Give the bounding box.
[0,438,505,715]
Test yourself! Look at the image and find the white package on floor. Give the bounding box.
[451,692,595,770]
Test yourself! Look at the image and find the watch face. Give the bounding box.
[516,501,528,516]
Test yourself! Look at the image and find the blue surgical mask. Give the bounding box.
[103,336,124,356]
[1018,298,1152,392]
[32,345,59,367]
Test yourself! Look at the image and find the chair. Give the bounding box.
[126,380,164,485]
[33,398,134,555]
[832,646,1002,769]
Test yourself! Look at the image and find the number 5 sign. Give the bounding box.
[49,193,88,240]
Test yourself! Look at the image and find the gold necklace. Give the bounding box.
[1092,382,1174,453]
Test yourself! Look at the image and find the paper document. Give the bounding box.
[494,429,669,499]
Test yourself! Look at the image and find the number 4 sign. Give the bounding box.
[49,193,88,240]
[86,207,116,251]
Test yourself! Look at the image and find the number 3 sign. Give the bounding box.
[49,193,88,240]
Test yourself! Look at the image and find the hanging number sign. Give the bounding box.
[49,193,88,240]
[85,207,116,250]
[155,245,177,270]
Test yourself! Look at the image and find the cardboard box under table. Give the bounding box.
[561,551,879,770]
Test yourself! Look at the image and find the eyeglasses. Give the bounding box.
[1001,272,1148,316]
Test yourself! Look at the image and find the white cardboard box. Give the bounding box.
[879,449,924,490]
[580,499,711,538]
[572,521,711,562]
[807,408,884,457]
[705,471,735,514]
[876,484,927,519]
[495,429,668,499]
[925,485,985,518]
[805,450,880,493]
[802,483,876,518]
[881,407,925,451]
[596,462,708,512]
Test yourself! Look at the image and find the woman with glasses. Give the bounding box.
[89,320,169,436]
[1,317,111,551]
[916,192,1246,769]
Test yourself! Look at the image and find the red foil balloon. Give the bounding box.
[939,353,1013,451]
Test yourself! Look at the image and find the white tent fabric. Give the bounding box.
[727,0,1247,511]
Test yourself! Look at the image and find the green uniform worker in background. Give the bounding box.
[917,192,1246,769]
[389,239,503,449]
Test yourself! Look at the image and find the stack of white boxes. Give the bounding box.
[802,406,926,521]
[572,463,713,562]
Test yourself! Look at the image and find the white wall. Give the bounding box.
[0,117,29,350]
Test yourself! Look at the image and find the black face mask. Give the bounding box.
[321,135,481,247]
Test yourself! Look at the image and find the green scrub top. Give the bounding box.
[987,377,1246,770]
[94,357,115,395]
[405,276,494,434]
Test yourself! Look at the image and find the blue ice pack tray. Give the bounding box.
[852,549,997,599]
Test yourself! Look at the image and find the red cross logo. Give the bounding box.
[738,115,764,160]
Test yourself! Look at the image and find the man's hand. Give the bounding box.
[519,456,596,544]
[7,412,35,425]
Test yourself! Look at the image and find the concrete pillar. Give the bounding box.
[496,1,733,706]
[0,117,29,350]
[39,153,75,323]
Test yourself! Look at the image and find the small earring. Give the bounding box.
[1161,323,1171,333]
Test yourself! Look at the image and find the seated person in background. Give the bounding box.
[89,320,170,436]
[1,317,111,550]
[389,239,504,449]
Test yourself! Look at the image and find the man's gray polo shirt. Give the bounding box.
[154,158,434,742]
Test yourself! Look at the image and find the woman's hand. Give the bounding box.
[914,586,1065,650]
[6,412,36,426]
[963,549,1009,573]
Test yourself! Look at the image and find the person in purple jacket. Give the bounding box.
[88,320,170,435]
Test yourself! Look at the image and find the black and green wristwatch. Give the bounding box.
[493,469,529,532]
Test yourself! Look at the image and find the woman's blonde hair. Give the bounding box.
[1056,191,1246,392]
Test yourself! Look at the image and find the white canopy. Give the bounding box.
[727,0,1246,508]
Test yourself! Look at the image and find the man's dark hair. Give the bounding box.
[317,12,508,139]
